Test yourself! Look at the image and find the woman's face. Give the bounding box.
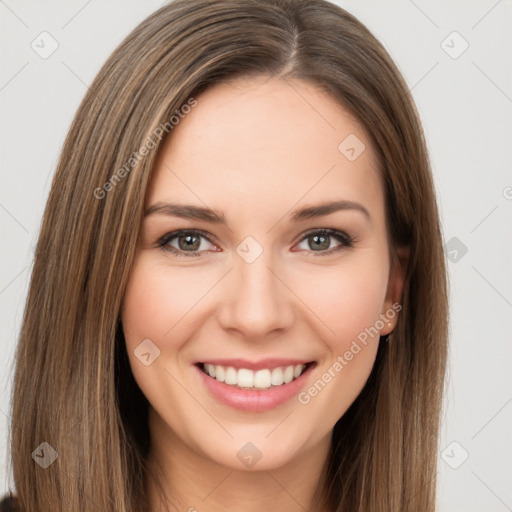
[122,76,405,471]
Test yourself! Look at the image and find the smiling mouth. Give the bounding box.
[196,361,316,390]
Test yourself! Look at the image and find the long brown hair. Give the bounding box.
[4,0,448,510]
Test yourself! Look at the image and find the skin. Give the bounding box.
[121,75,407,512]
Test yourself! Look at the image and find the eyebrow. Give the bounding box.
[144,199,371,223]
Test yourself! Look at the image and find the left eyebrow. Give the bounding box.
[143,199,371,223]
[289,200,371,222]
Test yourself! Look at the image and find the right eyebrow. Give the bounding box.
[144,202,226,223]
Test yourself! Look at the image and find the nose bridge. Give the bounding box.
[219,239,293,337]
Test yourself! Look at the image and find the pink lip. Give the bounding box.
[195,358,313,371]
[193,362,316,412]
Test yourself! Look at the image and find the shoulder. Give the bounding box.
[0,494,19,512]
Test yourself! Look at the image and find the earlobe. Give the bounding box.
[380,245,410,335]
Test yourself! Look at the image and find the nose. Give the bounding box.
[217,250,295,340]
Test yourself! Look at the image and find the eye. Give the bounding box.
[157,228,354,257]
[157,229,218,257]
[294,228,354,256]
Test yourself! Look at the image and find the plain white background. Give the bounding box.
[1,1,511,510]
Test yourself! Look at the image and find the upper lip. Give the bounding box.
[195,358,315,371]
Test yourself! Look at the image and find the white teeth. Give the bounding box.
[215,365,225,382]
[237,368,254,388]
[225,366,237,385]
[253,369,272,389]
[283,366,294,383]
[202,363,308,389]
[271,367,284,386]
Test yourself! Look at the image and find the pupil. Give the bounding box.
[179,235,200,251]
[311,234,329,251]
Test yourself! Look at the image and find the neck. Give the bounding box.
[146,407,332,512]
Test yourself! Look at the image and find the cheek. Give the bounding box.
[291,256,389,346]
[122,255,207,346]
[121,256,203,419]
[122,274,166,346]
[121,256,186,393]
[288,256,388,419]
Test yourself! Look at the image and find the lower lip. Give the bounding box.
[194,363,316,412]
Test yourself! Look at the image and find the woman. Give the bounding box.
[2,0,448,510]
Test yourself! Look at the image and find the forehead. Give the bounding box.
[147,76,384,227]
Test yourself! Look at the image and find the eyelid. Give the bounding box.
[293,227,351,245]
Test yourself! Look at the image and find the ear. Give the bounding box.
[379,245,409,335]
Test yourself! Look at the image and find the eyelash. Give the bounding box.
[156,228,355,257]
